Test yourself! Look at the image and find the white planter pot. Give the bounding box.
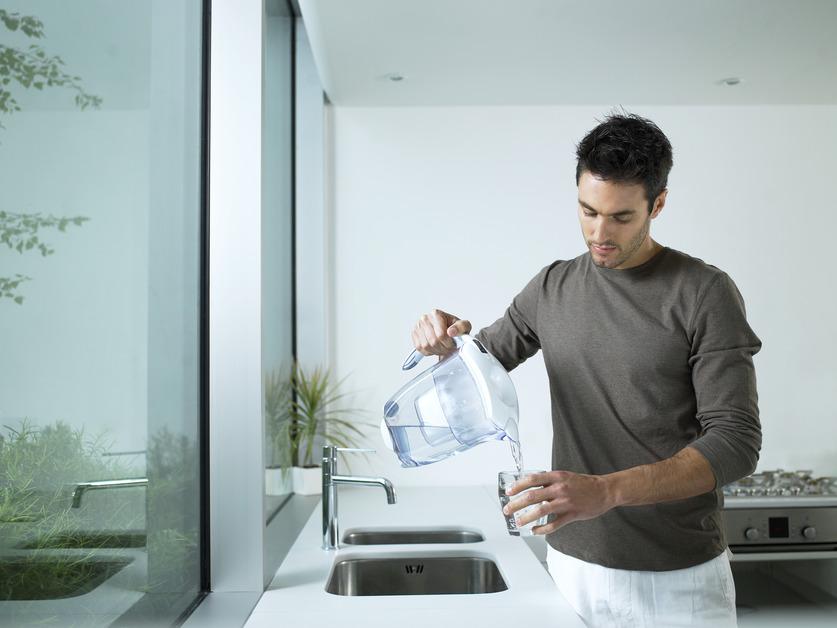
[292,466,321,495]
[265,467,292,495]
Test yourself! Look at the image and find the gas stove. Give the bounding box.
[722,469,837,553]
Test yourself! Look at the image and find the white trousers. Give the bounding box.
[546,545,738,628]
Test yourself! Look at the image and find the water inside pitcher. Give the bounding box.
[381,335,520,467]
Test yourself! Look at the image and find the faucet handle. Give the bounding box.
[322,445,376,461]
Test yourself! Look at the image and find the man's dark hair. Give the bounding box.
[575,110,673,213]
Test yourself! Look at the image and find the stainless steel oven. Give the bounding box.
[723,469,837,555]
[721,470,837,624]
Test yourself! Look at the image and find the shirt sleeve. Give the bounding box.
[474,263,554,372]
[687,272,762,488]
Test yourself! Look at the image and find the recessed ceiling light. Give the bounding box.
[719,77,741,86]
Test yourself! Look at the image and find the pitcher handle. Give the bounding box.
[401,335,467,371]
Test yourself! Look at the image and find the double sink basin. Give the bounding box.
[326,527,507,596]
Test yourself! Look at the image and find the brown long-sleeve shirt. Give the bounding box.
[476,246,762,570]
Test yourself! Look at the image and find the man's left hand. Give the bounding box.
[502,470,616,535]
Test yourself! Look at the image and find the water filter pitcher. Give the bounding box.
[381,335,519,467]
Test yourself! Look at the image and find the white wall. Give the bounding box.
[327,105,837,487]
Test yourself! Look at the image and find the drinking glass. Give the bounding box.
[497,470,548,536]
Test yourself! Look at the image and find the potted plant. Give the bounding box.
[265,363,372,495]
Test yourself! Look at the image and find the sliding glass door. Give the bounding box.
[0,1,206,624]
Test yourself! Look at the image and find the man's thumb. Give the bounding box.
[447,319,469,336]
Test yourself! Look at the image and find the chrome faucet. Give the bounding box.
[322,445,396,550]
[71,478,148,508]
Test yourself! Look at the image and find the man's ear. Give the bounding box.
[650,189,667,219]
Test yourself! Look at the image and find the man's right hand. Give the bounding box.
[411,309,472,359]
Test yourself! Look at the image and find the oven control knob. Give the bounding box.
[802,526,817,540]
[744,527,760,541]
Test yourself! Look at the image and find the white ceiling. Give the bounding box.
[298,0,837,106]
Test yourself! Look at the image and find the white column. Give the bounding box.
[209,0,266,593]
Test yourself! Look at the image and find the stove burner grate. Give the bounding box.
[723,469,837,498]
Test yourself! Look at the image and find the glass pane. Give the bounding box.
[263,2,294,520]
[0,1,204,625]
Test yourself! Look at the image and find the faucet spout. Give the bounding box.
[321,445,397,550]
[331,475,397,504]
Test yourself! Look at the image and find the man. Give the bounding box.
[409,112,761,627]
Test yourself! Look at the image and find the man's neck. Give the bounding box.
[617,239,663,270]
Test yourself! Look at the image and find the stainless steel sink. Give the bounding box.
[341,527,484,545]
[325,554,507,596]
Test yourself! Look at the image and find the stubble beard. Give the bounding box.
[590,214,652,269]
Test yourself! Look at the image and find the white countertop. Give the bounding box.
[245,485,585,628]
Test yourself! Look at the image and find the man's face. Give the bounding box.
[577,171,665,269]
